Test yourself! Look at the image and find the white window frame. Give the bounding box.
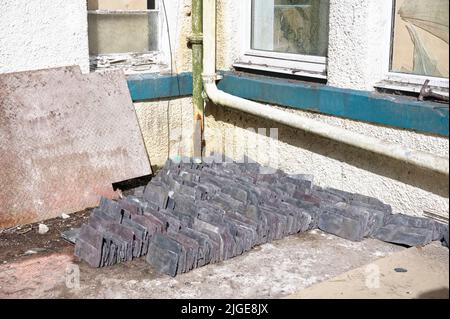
[234,0,328,79]
[376,0,449,93]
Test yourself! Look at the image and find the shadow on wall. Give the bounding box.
[205,102,449,199]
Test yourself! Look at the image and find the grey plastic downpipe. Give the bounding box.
[201,0,449,176]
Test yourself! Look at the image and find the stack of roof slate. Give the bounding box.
[75,156,449,276]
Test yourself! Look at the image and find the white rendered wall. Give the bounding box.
[327,0,393,91]
[204,104,449,218]
[0,0,89,74]
[136,0,449,218]
[0,0,447,219]
[201,0,450,219]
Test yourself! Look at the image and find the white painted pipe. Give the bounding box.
[202,0,449,176]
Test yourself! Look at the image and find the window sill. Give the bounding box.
[89,52,168,75]
[233,54,327,80]
[216,71,449,137]
[375,73,449,97]
[87,10,158,14]
[127,72,193,102]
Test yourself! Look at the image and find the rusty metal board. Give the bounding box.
[0,66,152,229]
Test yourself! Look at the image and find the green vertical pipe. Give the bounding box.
[191,0,204,158]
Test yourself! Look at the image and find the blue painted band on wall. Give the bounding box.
[127,71,448,137]
[127,72,193,101]
[217,72,449,137]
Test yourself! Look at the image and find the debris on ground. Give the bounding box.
[0,209,91,263]
[16,227,32,235]
[38,224,49,235]
[74,156,449,277]
[61,228,81,244]
[395,268,408,273]
[90,52,162,74]
[24,248,46,256]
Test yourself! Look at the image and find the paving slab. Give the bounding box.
[287,242,449,299]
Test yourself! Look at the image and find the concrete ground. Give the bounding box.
[0,229,416,299]
[287,242,449,299]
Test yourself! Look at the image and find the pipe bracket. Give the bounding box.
[202,74,221,83]
[188,34,204,45]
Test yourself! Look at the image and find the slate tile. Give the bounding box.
[168,231,200,273]
[318,211,366,242]
[74,225,104,267]
[146,239,180,277]
[143,183,169,210]
[76,154,447,274]
[372,224,434,247]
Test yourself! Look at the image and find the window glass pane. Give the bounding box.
[391,0,449,78]
[251,0,329,56]
[88,11,159,55]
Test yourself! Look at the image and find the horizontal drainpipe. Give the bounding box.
[201,0,449,176]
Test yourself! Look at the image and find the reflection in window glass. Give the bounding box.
[88,11,159,55]
[391,0,449,78]
[87,0,159,55]
[251,0,329,56]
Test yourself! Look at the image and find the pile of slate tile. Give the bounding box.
[75,156,449,276]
